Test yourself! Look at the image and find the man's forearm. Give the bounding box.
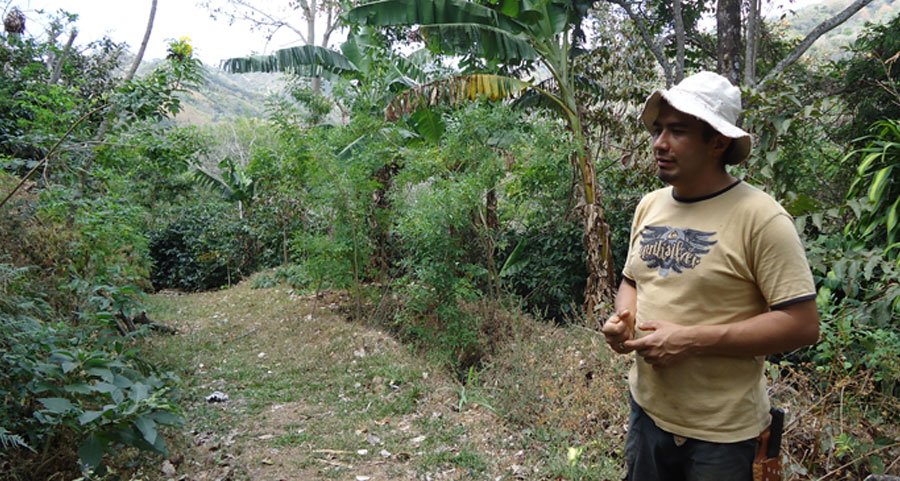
[688,300,819,357]
[615,278,637,316]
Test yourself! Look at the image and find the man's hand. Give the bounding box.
[601,309,636,354]
[624,320,695,367]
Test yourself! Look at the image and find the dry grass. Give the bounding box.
[130,280,898,481]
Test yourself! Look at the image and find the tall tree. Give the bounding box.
[345,0,619,314]
[717,0,741,84]
[204,0,345,92]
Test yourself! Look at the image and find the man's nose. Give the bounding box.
[653,131,668,151]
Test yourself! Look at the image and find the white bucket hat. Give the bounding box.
[640,71,752,165]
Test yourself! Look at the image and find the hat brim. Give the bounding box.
[641,90,752,165]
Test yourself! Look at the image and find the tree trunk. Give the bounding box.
[716,0,742,85]
[48,29,77,85]
[563,75,616,322]
[673,0,685,83]
[125,0,158,82]
[583,191,617,324]
[92,0,157,153]
[743,0,760,86]
[308,0,321,94]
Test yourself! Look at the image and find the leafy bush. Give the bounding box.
[148,202,257,291]
[0,264,181,477]
[843,119,900,248]
[250,264,312,290]
[500,222,587,321]
[802,232,900,392]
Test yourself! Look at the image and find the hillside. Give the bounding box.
[782,0,899,60]
[137,59,288,125]
[177,67,288,125]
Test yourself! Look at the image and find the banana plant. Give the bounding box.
[844,119,900,253]
[192,157,256,219]
[222,30,430,100]
[346,0,617,311]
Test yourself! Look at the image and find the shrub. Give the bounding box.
[148,202,258,291]
[0,264,181,477]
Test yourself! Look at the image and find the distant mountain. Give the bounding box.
[178,65,288,125]
[137,59,288,126]
[782,0,899,60]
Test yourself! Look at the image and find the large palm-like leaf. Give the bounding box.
[222,33,430,91]
[347,0,548,63]
[222,44,359,79]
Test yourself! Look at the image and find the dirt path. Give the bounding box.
[144,282,535,481]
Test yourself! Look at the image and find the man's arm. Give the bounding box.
[624,299,819,366]
[601,278,638,354]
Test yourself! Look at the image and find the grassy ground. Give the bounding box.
[137,280,632,481]
[119,278,899,481]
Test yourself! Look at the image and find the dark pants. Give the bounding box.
[625,397,757,481]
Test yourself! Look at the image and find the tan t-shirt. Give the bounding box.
[622,181,816,443]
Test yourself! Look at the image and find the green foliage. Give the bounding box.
[0,264,182,474]
[835,13,900,142]
[500,222,586,320]
[843,119,900,248]
[148,201,257,291]
[799,220,900,392]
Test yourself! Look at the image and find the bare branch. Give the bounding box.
[207,0,309,44]
[758,0,876,88]
[125,0,157,82]
[608,0,673,88]
[48,28,77,84]
[323,3,337,47]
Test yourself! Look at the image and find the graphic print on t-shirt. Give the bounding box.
[639,226,717,277]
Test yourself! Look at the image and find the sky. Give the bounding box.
[16,0,345,66]
[15,0,826,68]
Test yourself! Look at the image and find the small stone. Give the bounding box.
[161,460,176,476]
[205,391,228,403]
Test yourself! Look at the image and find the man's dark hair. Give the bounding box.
[700,121,739,166]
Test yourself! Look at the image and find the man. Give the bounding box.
[601,71,820,481]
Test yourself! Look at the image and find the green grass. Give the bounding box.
[139,283,639,480]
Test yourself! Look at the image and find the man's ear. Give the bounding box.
[713,135,732,156]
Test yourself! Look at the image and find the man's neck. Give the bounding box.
[671,171,738,200]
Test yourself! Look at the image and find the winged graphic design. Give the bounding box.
[639,226,717,277]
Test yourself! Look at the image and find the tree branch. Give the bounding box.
[48,28,77,85]
[758,0,875,88]
[0,105,108,210]
[209,0,309,44]
[608,0,673,88]
[125,0,157,82]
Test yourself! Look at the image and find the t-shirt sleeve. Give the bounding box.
[622,195,648,282]
[750,213,816,308]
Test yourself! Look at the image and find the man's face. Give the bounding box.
[651,103,726,192]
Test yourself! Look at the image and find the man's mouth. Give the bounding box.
[656,158,675,168]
